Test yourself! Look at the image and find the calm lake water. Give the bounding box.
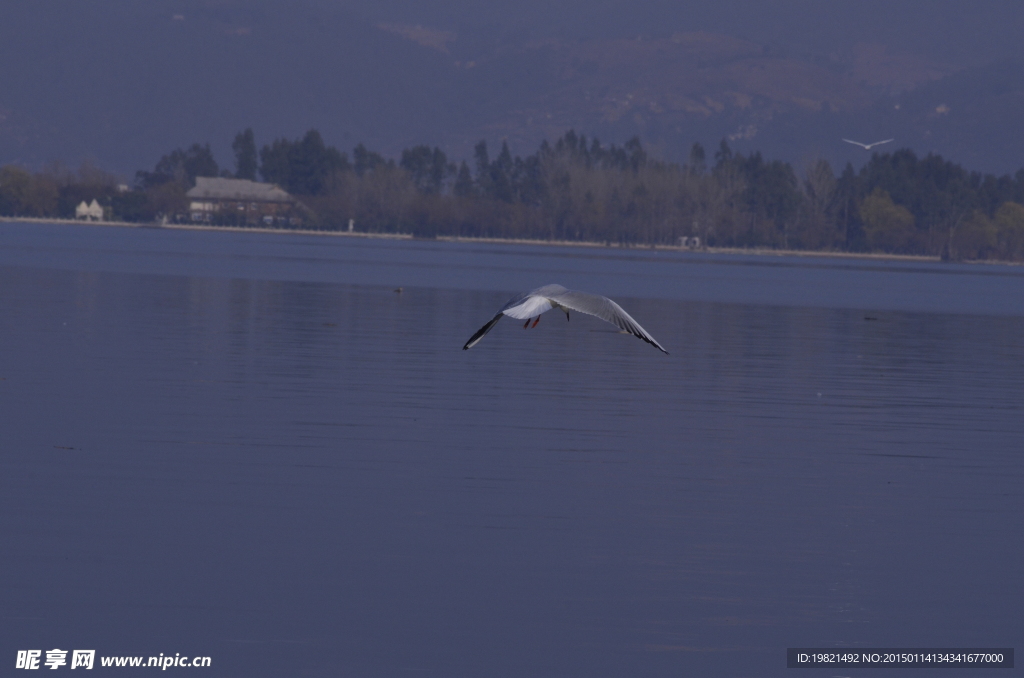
[1,221,1022,676]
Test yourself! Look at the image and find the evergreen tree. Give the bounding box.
[624,136,646,171]
[232,129,258,180]
[291,129,348,195]
[136,143,218,188]
[259,129,348,195]
[353,144,387,177]
[834,163,862,249]
[453,161,474,198]
[473,141,491,197]
[400,145,451,194]
[714,139,733,167]
[688,143,706,174]
[490,141,514,202]
[258,139,292,189]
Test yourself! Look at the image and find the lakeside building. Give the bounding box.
[75,199,104,221]
[185,177,302,226]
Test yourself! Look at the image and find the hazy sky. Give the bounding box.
[344,0,1023,64]
[1,1,1023,177]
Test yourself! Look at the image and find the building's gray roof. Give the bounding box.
[186,177,293,202]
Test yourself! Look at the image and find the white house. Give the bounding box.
[75,199,104,221]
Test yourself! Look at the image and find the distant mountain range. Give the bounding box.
[2,1,1023,177]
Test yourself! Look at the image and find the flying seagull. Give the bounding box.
[842,138,894,150]
[463,284,668,354]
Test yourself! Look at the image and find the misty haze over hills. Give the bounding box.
[2,0,1023,179]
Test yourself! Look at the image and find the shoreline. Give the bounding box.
[4,214,1018,266]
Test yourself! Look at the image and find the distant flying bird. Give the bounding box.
[842,138,894,150]
[463,284,668,354]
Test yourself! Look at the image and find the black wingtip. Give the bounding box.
[463,313,503,351]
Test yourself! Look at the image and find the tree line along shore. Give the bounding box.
[2,129,1023,262]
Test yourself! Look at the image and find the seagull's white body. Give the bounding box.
[842,138,894,150]
[463,284,668,354]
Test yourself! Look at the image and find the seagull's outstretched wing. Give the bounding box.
[462,312,505,350]
[462,288,537,350]
[843,138,894,150]
[546,288,668,354]
[463,284,667,353]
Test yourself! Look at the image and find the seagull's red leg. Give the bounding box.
[524,318,531,328]
[531,317,540,328]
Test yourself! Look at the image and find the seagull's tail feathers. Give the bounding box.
[463,313,504,350]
